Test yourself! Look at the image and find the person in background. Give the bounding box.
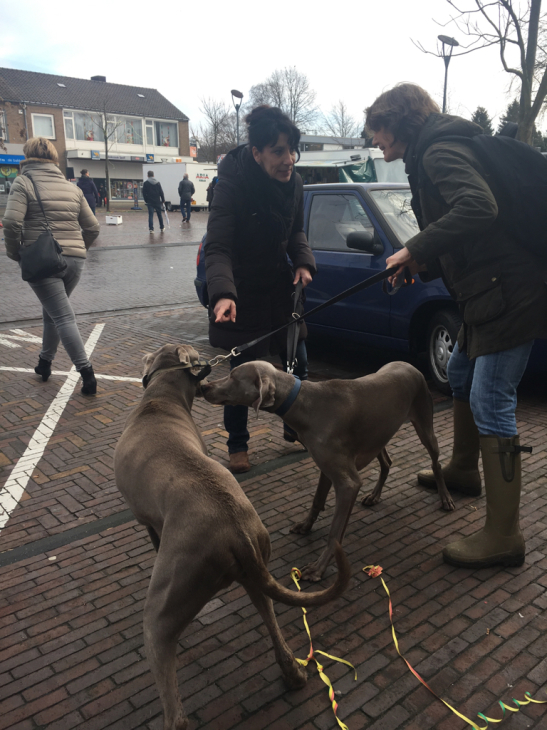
[178,173,195,223]
[2,137,100,395]
[205,105,316,474]
[77,169,100,215]
[142,170,165,234]
[365,83,547,570]
[97,183,107,207]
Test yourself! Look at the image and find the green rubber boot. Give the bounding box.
[443,435,526,569]
[418,399,482,496]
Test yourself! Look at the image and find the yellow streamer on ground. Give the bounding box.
[363,565,547,729]
[291,567,357,730]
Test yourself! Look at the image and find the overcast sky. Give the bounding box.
[1,0,539,134]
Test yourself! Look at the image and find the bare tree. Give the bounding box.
[248,67,318,130]
[322,100,361,138]
[414,0,547,144]
[198,98,232,163]
[82,104,123,212]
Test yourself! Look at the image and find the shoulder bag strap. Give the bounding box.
[24,173,52,233]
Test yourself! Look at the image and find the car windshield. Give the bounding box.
[369,189,419,245]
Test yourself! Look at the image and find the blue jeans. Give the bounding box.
[181,199,192,221]
[28,256,91,371]
[147,204,164,230]
[447,341,533,437]
[225,339,309,453]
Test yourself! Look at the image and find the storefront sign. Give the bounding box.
[146,154,154,162]
[0,154,25,164]
[91,150,101,160]
[109,155,130,161]
[190,145,197,158]
[131,156,145,162]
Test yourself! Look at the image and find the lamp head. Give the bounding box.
[438,34,459,47]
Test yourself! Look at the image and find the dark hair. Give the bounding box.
[245,105,301,157]
[365,83,440,143]
[147,170,154,177]
[80,169,88,175]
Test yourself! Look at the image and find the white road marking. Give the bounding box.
[0,323,105,531]
[0,330,43,349]
[0,366,141,383]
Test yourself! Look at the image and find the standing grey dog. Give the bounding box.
[201,360,453,582]
[114,344,350,730]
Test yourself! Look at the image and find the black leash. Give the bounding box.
[234,265,403,357]
[195,265,407,380]
[286,281,304,373]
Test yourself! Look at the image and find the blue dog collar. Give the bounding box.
[275,376,302,417]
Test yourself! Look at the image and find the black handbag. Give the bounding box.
[19,174,67,282]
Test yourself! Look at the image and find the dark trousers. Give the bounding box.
[181,199,192,221]
[225,339,308,453]
[147,204,164,230]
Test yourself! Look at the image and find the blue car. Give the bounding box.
[195,182,545,394]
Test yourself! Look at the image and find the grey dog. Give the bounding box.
[201,359,454,582]
[114,344,350,730]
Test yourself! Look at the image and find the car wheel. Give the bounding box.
[426,309,461,395]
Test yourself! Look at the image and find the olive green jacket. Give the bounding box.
[2,159,99,262]
[404,113,547,359]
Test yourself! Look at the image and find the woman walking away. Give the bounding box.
[2,137,101,395]
[77,169,100,215]
[366,83,547,569]
[205,105,316,473]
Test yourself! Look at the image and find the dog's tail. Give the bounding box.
[241,540,351,607]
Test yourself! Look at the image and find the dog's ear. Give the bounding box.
[142,351,156,375]
[251,369,276,418]
[176,345,200,367]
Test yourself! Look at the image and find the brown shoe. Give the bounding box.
[229,452,251,474]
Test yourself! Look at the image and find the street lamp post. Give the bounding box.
[438,35,459,114]
[231,89,244,146]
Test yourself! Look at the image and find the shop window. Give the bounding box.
[155,121,178,148]
[32,113,55,139]
[116,117,143,145]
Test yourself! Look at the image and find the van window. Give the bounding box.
[308,194,374,251]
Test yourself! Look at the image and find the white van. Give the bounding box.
[142,162,217,211]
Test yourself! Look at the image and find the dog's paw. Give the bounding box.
[361,492,381,507]
[283,661,307,689]
[441,494,456,512]
[290,520,313,535]
[299,562,324,582]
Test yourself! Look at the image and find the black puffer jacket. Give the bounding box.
[205,145,316,356]
[404,113,547,359]
[77,176,99,209]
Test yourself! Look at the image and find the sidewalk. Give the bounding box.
[0,304,546,729]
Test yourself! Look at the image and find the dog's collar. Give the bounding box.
[274,376,302,417]
[143,360,211,389]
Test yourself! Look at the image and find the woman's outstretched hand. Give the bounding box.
[293,267,312,287]
[214,298,237,323]
[385,248,425,286]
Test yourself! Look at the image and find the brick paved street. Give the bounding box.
[0,218,546,729]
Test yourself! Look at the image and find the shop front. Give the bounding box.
[66,153,147,200]
[0,153,25,203]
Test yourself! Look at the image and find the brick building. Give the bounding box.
[0,67,190,201]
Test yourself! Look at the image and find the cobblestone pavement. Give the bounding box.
[0,300,546,730]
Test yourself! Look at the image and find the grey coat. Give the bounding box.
[2,159,99,261]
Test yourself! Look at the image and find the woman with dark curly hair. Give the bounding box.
[205,105,317,473]
[366,83,547,570]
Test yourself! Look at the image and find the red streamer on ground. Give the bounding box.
[363,565,547,729]
[291,567,357,730]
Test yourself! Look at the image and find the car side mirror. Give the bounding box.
[346,229,384,255]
